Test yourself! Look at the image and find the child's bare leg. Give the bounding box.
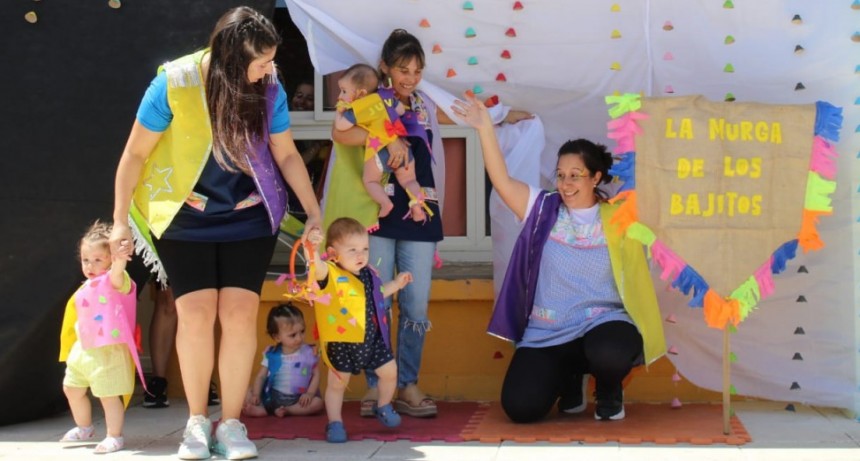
[63,386,92,428]
[324,369,349,423]
[374,361,398,407]
[99,396,125,438]
[364,158,394,217]
[394,160,426,221]
[279,396,325,416]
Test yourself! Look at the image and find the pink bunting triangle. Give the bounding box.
[665,313,677,323]
[671,398,682,408]
[668,345,679,355]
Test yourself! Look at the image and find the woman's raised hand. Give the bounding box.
[451,91,493,130]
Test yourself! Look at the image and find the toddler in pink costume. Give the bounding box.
[57,221,144,454]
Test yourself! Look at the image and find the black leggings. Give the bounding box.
[501,321,643,423]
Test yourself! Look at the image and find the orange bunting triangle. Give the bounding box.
[419,18,431,28]
[432,43,442,54]
[446,68,457,78]
[703,290,740,329]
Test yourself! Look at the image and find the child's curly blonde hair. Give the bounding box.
[79,220,112,255]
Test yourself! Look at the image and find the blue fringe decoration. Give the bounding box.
[671,265,709,308]
[609,152,635,192]
[771,240,799,274]
[813,101,843,142]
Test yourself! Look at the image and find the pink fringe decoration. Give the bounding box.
[651,240,686,281]
[753,257,775,299]
[606,112,648,154]
[809,136,838,180]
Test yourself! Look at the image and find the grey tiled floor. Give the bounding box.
[0,400,858,460]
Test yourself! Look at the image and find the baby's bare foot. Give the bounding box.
[379,201,394,218]
[274,406,288,418]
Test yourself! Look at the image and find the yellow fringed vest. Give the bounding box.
[132,50,212,239]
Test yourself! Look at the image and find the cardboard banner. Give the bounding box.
[635,95,814,295]
[605,94,841,329]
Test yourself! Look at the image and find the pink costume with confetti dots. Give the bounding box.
[60,273,145,386]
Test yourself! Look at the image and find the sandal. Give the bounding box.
[60,425,95,442]
[395,385,438,418]
[94,436,124,454]
[325,421,347,443]
[359,399,376,418]
[375,403,401,428]
[394,397,438,417]
[359,388,379,417]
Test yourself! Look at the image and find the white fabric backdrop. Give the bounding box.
[284,0,860,412]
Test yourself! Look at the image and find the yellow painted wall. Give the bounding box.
[163,278,721,403]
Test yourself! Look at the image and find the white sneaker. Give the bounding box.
[213,419,257,460]
[178,415,212,460]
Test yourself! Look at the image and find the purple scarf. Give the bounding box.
[488,190,561,342]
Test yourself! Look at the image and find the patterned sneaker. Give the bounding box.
[178,415,212,460]
[143,376,169,408]
[213,419,257,460]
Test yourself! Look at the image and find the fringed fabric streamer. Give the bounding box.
[608,190,637,234]
[753,257,775,299]
[651,240,686,281]
[771,240,798,274]
[625,221,656,247]
[798,210,831,252]
[608,152,635,192]
[730,276,761,321]
[804,172,836,212]
[813,101,843,142]
[607,112,648,153]
[704,289,740,329]
[671,265,709,307]
[605,93,642,119]
[809,137,838,180]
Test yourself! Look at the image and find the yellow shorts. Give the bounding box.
[63,342,134,398]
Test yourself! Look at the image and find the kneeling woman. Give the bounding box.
[453,94,665,423]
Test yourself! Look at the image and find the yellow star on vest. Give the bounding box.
[144,164,174,199]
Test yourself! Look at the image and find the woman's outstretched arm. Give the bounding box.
[451,93,532,221]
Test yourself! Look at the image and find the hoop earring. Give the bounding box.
[385,76,393,88]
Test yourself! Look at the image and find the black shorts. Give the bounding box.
[151,235,277,299]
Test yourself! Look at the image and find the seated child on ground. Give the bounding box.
[242,303,324,417]
[333,63,427,221]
